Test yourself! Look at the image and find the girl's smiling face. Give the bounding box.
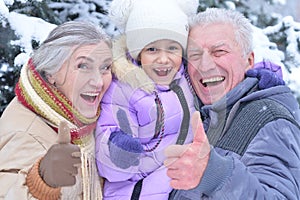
[140,39,183,86]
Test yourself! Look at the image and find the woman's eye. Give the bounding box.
[102,64,112,71]
[78,63,89,69]
[100,64,112,74]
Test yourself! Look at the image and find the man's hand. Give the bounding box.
[164,111,210,190]
[39,121,81,188]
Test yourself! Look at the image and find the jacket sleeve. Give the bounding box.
[0,130,52,199]
[170,119,300,199]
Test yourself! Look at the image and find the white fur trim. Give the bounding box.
[112,36,155,93]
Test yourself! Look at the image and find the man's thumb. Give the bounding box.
[191,111,205,144]
[57,121,71,144]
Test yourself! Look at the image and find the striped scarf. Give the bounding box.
[15,58,103,199]
[14,58,99,146]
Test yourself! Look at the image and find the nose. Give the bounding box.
[199,51,215,72]
[89,71,104,88]
[157,50,169,64]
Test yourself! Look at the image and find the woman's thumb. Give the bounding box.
[57,121,71,144]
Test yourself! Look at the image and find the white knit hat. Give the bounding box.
[110,0,198,59]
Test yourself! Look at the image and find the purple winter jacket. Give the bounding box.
[95,51,196,199]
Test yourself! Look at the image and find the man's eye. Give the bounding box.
[214,49,227,57]
[188,53,201,60]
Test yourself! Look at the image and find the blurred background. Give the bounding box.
[1,0,300,116]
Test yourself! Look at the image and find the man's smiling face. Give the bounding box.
[187,23,254,105]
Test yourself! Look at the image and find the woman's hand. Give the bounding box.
[39,121,81,188]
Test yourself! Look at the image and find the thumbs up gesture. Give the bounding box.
[39,121,81,188]
[164,111,210,190]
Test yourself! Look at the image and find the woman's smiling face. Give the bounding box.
[49,42,112,118]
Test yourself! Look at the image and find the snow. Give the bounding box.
[0,0,9,18]
[8,12,56,64]
[1,0,300,97]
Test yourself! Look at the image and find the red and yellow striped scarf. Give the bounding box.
[15,59,100,146]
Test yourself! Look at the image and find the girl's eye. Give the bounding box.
[169,46,179,51]
[146,47,157,52]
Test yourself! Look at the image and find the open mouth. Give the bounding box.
[80,92,99,103]
[154,68,172,76]
[201,76,225,87]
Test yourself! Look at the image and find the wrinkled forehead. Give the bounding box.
[187,23,238,49]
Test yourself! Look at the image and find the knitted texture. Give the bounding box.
[109,0,198,59]
[217,98,298,155]
[109,130,143,169]
[246,68,285,89]
[26,158,61,200]
[15,59,97,146]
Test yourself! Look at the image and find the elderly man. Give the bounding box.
[165,8,300,200]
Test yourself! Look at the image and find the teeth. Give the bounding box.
[154,68,171,72]
[202,77,224,84]
[81,92,99,97]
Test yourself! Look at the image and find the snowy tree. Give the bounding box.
[0,0,300,115]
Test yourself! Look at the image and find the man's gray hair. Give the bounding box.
[189,8,253,56]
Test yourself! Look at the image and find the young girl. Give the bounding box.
[95,0,198,199]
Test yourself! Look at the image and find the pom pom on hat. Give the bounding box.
[109,0,198,59]
[176,0,199,16]
[109,0,137,32]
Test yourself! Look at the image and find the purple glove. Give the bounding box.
[108,130,143,169]
[246,61,285,89]
[254,61,283,78]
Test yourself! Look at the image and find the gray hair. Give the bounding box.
[31,21,111,75]
[189,8,253,56]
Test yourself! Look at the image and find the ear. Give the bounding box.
[245,52,255,71]
[45,73,56,85]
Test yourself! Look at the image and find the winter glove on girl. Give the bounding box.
[108,130,143,169]
[246,61,285,89]
[39,121,81,188]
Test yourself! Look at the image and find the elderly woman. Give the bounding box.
[0,21,112,199]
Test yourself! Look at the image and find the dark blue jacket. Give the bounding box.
[170,77,300,199]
